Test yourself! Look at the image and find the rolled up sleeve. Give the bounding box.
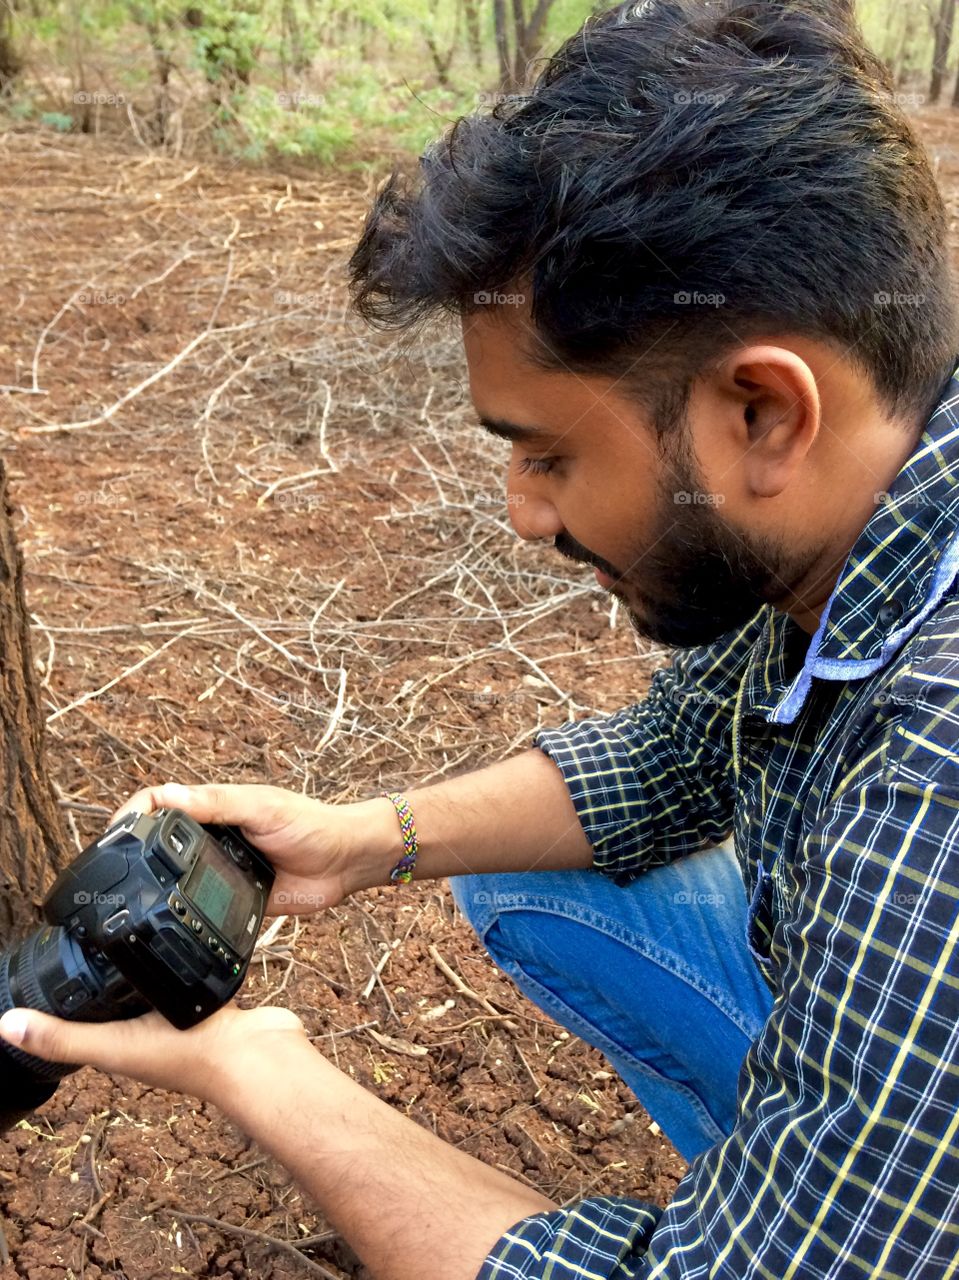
[535,611,766,881]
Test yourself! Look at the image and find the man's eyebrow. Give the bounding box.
[478,416,552,444]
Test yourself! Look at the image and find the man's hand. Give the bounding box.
[112,752,594,913]
[0,1002,309,1107]
[111,782,401,913]
[0,997,556,1280]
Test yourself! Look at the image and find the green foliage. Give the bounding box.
[225,83,354,163]
[0,0,952,166]
[39,111,73,131]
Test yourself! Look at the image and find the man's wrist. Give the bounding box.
[210,1034,333,1121]
[337,795,406,895]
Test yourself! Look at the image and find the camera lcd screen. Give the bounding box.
[182,838,256,951]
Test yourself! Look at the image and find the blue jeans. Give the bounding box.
[449,842,775,1163]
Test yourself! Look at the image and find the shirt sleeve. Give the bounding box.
[534,610,767,880]
[480,686,959,1279]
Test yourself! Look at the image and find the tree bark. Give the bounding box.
[493,0,512,90]
[461,0,483,71]
[893,0,917,87]
[281,0,310,76]
[496,0,557,90]
[929,0,957,103]
[0,0,21,94]
[0,459,69,949]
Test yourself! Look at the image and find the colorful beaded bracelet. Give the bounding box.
[382,791,419,885]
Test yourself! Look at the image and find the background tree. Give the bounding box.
[0,0,23,93]
[494,0,559,89]
[929,0,957,102]
[0,462,70,949]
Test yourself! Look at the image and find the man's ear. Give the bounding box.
[717,345,821,498]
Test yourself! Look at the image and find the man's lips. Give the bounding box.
[594,567,616,589]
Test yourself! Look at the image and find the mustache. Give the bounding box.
[554,532,623,581]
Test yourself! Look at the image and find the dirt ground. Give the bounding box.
[0,105,957,1279]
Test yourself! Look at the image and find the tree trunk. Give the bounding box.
[516,0,554,79]
[0,0,21,94]
[0,459,69,949]
[510,0,526,87]
[281,0,310,76]
[423,0,459,89]
[461,0,482,71]
[493,0,512,90]
[929,0,957,103]
[893,0,917,87]
[498,0,557,90]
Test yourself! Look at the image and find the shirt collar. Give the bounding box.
[762,362,959,725]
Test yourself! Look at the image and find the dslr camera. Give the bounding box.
[0,808,274,1133]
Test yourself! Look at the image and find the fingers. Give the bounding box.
[112,783,254,829]
[110,785,166,824]
[0,1007,169,1074]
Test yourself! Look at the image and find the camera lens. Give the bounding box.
[0,927,149,1135]
[0,939,77,1132]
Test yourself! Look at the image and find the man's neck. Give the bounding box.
[781,411,929,637]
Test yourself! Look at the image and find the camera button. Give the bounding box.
[103,909,131,937]
[191,919,203,934]
[170,899,187,916]
[53,977,91,1013]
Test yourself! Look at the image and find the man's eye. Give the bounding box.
[517,456,556,476]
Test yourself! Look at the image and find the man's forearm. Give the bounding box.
[347,748,593,891]
[221,1039,554,1280]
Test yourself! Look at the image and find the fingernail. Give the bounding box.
[162,784,191,806]
[0,1010,28,1045]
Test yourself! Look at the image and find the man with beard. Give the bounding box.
[4,1,959,1278]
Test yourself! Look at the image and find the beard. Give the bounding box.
[556,440,820,649]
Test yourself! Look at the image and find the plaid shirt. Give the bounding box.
[478,364,959,1280]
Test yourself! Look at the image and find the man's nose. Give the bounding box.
[508,490,563,541]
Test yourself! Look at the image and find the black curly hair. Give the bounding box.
[349,0,957,433]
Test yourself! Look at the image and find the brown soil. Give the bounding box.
[0,104,956,1278]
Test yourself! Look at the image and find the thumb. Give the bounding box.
[0,1008,86,1066]
[0,1008,167,1074]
